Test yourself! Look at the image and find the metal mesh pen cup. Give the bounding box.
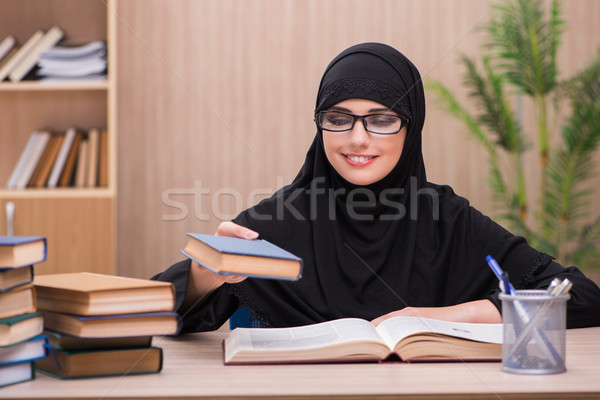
[499,290,570,374]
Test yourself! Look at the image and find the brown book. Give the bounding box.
[0,266,33,292]
[45,330,152,350]
[41,310,180,338]
[224,317,502,365]
[74,137,88,188]
[98,128,109,186]
[0,312,43,347]
[33,272,175,315]
[28,132,57,187]
[181,233,303,280]
[0,236,46,268]
[0,285,37,319]
[58,129,83,187]
[35,346,162,379]
[86,128,100,187]
[31,133,64,187]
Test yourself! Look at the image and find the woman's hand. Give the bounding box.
[181,222,259,312]
[371,300,502,326]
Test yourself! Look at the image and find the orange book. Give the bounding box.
[98,128,109,187]
[33,272,175,316]
[31,133,64,187]
[58,130,83,187]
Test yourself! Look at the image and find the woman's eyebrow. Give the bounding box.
[329,106,395,113]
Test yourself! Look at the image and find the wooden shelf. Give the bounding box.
[0,188,114,199]
[0,81,108,91]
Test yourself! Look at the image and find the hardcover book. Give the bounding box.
[0,335,47,367]
[41,310,180,338]
[45,330,152,350]
[0,312,43,347]
[0,362,34,388]
[0,285,36,319]
[33,272,175,315]
[224,316,502,364]
[181,233,303,280]
[35,346,162,379]
[0,236,46,268]
[0,265,33,292]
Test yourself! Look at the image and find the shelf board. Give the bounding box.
[0,80,108,92]
[0,188,114,199]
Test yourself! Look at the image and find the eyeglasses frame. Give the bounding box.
[315,110,409,135]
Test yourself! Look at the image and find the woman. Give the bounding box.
[153,42,600,331]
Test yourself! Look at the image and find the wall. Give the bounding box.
[115,0,600,278]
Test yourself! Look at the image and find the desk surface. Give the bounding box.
[3,326,600,400]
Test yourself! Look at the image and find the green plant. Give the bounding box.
[426,0,600,269]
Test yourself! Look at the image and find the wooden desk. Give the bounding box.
[3,327,600,399]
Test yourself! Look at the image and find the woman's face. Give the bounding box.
[321,98,406,186]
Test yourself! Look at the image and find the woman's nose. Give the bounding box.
[349,118,370,148]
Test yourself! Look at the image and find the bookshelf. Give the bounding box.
[0,0,116,275]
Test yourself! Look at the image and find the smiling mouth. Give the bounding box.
[345,154,376,163]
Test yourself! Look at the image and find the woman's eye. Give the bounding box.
[327,116,351,126]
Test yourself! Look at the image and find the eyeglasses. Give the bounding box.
[315,110,408,135]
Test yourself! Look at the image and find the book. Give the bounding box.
[0,313,43,347]
[35,346,162,379]
[181,233,303,280]
[0,362,34,387]
[0,335,47,367]
[40,41,106,60]
[6,131,38,189]
[224,316,503,365]
[0,35,16,63]
[41,311,180,338]
[0,285,36,319]
[0,265,33,292]
[0,236,46,268]
[34,272,175,315]
[74,136,88,187]
[0,30,44,82]
[45,330,152,350]
[30,133,64,187]
[9,25,64,82]
[47,127,76,188]
[98,128,109,186]
[86,128,100,187]
[14,131,50,189]
[58,129,83,187]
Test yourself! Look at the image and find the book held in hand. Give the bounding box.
[35,346,162,379]
[181,233,303,280]
[224,316,502,365]
[0,236,46,268]
[33,272,175,315]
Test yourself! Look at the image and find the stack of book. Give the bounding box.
[33,272,179,379]
[37,41,107,81]
[0,236,48,387]
[6,127,109,190]
[0,26,65,82]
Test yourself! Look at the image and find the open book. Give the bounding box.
[224,316,502,364]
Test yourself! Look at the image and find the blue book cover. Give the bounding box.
[181,233,303,280]
[0,236,46,268]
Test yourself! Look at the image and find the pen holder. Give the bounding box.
[500,290,570,374]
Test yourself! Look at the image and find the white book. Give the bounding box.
[0,362,33,388]
[0,30,44,82]
[47,127,76,188]
[9,25,64,82]
[6,132,38,189]
[14,131,51,189]
[38,61,106,78]
[40,40,106,59]
[0,35,16,62]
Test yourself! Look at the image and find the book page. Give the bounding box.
[375,316,502,349]
[233,318,385,352]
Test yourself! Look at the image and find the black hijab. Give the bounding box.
[231,43,517,327]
